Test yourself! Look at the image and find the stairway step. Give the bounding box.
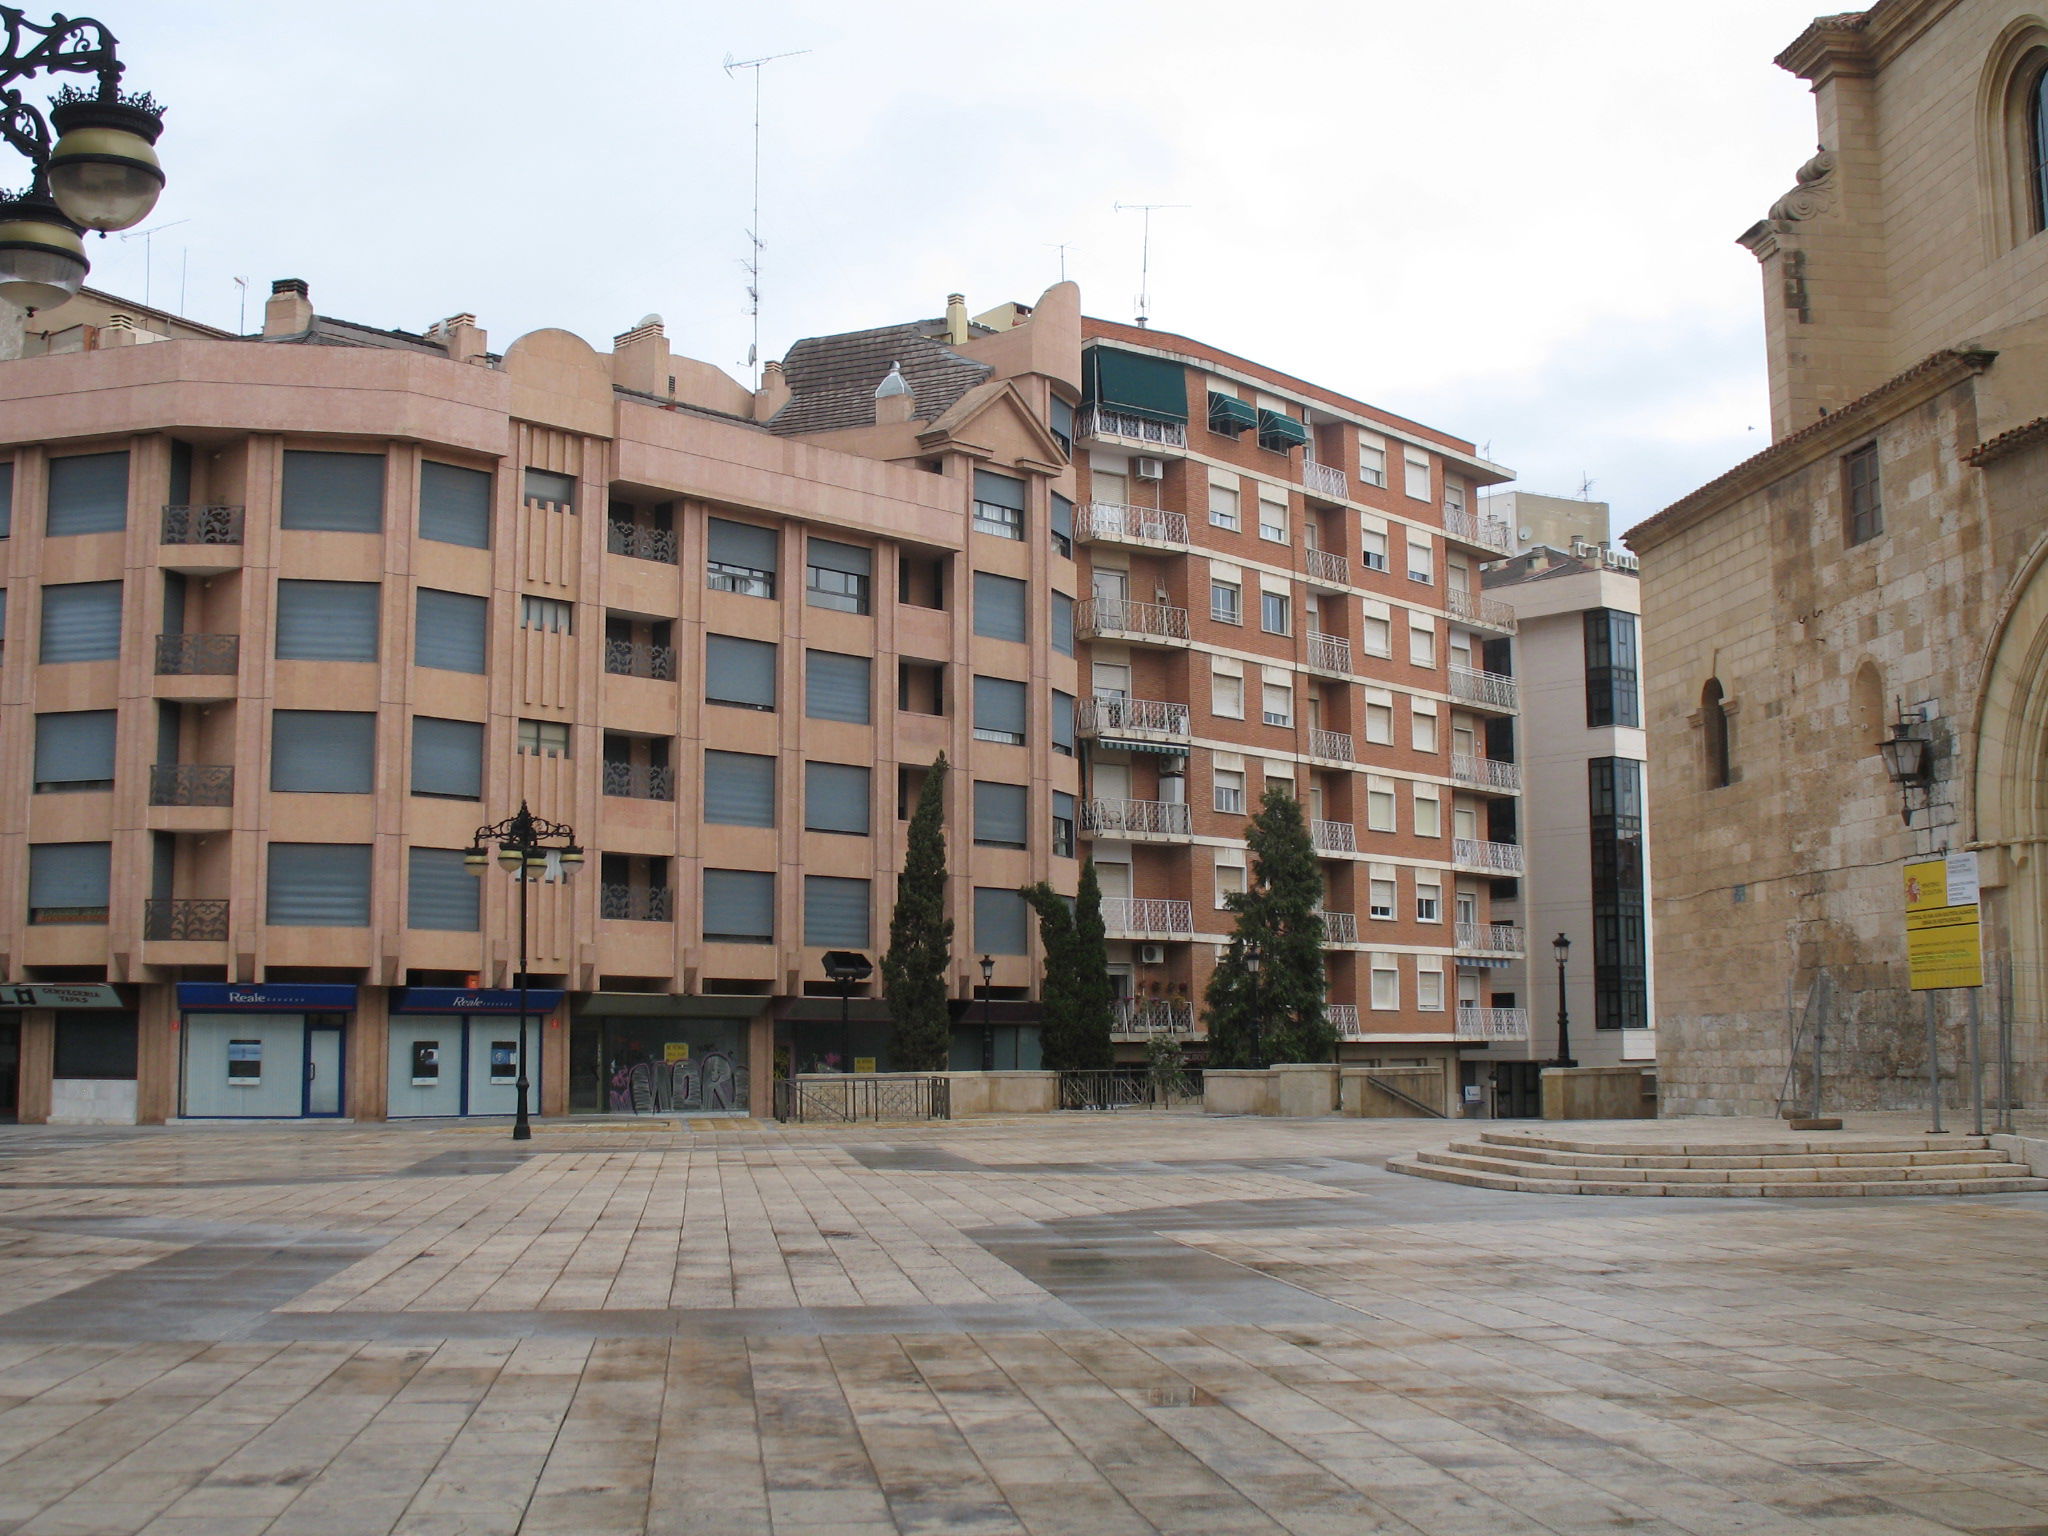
[1387,1154,2048,1199]
[1412,1149,2034,1186]
[1477,1130,1987,1158]
[1455,1141,2010,1171]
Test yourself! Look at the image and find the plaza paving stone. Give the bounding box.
[0,1112,2042,1533]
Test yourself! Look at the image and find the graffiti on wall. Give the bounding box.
[609,1050,748,1114]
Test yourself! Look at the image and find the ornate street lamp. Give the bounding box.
[0,9,168,312]
[467,801,581,1140]
[1244,939,1264,1070]
[979,954,996,1072]
[1877,704,1932,825]
[1551,932,1578,1069]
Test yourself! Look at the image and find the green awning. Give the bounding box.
[1257,409,1310,450]
[1095,739,1190,756]
[1085,347,1189,424]
[1208,393,1257,435]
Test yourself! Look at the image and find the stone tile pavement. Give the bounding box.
[0,1112,2043,1533]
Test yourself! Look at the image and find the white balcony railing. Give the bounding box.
[1452,837,1525,875]
[1450,665,1518,711]
[1316,909,1359,944]
[1309,728,1354,762]
[1098,897,1196,936]
[1311,819,1357,854]
[1111,997,1196,1038]
[1454,922,1527,957]
[1445,585,1517,632]
[1078,405,1188,450]
[1302,460,1349,503]
[1450,753,1522,793]
[1077,695,1190,738]
[1075,597,1190,645]
[1329,1003,1363,1038]
[1076,502,1191,549]
[1444,507,1512,554]
[1307,631,1352,674]
[1304,547,1350,587]
[1457,1006,1529,1040]
[1083,799,1195,839]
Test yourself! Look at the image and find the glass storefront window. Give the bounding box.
[52,1010,136,1079]
[571,1015,748,1114]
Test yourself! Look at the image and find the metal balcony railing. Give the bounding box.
[1075,597,1189,644]
[143,897,229,942]
[1077,405,1188,449]
[1317,909,1358,944]
[155,633,239,676]
[1083,799,1194,839]
[148,764,234,807]
[160,504,244,545]
[1454,921,1527,957]
[1446,585,1518,632]
[1444,507,1513,554]
[600,883,674,922]
[1110,998,1195,1038]
[1307,631,1352,674]
[1329,1003,1363,1037]
[1450,753,1522,792]
[604,639,676,681]
[1311,819,1357,854]
[1452,837,1525,875]
[1450,665,1518,711]
[1309,728,1353,762]
[1076,502,1191,548]
[1457,1006,1529,1040]
[602,761,676,802]
[1302,460,1349,502]
[1304,547,1349,586]
[1076,695,1189,738]
[607,519,679,565]
[1098,897,1195,936]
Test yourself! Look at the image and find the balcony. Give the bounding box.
[160,504,244,545]
[1077,696,1190,741]
[1111,998,1195,1039]
[607,520,678,565]
[1444,507,1513,555]
[602,761,676,802]
[1306,631,1352,675]
[1454,922,1527,958]
[1304,547,1349,587]
[1457,1006,1530,1041]
[1076,502,1190,550]
[1308,728,1353,763]
[1452,837,1525,876]
[1329,1003,1363,1038]
[1077,405,1188,451]
[1083,798,1194,840]
[604,639,676,682]
[1098,897,1195,938]
[143,897,229,942]
[1316,909,1359,944]
[148,764,234,807]
[155,633,239,676]
[1449,665,1518,712]
[600,884,674,922]
[1302,460,1349,503]
[1311,819,1357,855]
[1446,585,1517,633]
[1449,753,1522,794]
[1075,597,1189,646]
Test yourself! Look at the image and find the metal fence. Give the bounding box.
[773,1075,952,1123]
[1057,1067,1204,1111]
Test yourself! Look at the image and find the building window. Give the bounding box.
[281,450,383,533]
[420,461,491,549]
[518,718,570,756]
[46,451,129,536]
[1212,665,1244,719]
[522,595,572,633]
[1366,786,1396,832]
[1408,621,1434,668]
[267,842,371,927]
[1702,676,1732,788]
[973,780,1029,848]
[1415,879,1441,923]
[1050,493,1074,558]
[1411,706,1438,753]
[1211,579,1242,625]
[1361,615,1391,657]
[972,469,1026,539]
[1370,955,1400,1009]
[1368,877,1395,920]
[1258,496,1287,544]
[1215,852,1247,907]
[972,675,1027,745]
[1260,591,1289,635]
[416,588,488,674]
[1261,681,1292,727]
[703,869,771,943]
[707,634,777,711]
[805,875,871,948]
[1403,450,1431,501]
[33,710,116,792]
[1443,484,1466,518]
[806,650,871,724]
[1209,483,1240,531]
[1413,790,1442,837]
[1844,442,1882,545]
[276,579,378,662]
[1358,439,1387,488]
[1589,756,1649,1029]
[1360,527,1388,572]
[1417,966,1445,1011]
[413,716,484,799]
[704,750,776,827]
[1052,791,1075,858]
[1214,767,1245,814]
[806,762,872,836]
[974,886,1031,955]
[1364,701,1393,745]
[271,710,375,793]
[1053,690,1075,757]
[2032,65,2048,233]
[708,518,778,598]
[973,571,1027,643]
[523,468,575,509]
[1406,539,1433,584]
[1584,608,1640,727]
[408,847,480,932]
[806,538,872,614]
[28,841,111,925]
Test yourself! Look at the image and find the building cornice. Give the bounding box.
[1776,0,1962,80]
[1962,412,2048,466]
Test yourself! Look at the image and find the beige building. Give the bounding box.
[1628,0,2048,1114]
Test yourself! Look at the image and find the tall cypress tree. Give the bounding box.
[882,754,953,1069]
[1069,858,1115,1069]
[1022,861,1114,1071]
[1019,882,1079,1068]
[1203,785,1330,1066]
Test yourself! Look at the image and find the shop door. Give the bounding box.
[465,1018,540,1117]
[0,1017,16,1119]
[304,1026,345,1117]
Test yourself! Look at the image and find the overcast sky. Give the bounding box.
[76,1,1824,528]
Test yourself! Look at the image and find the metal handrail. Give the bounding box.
[600,883,674,921]
[1302,460,1349,503]
[160,504,244,545]
[1077,406,1188,449]
[1308,728,1353,762]
[147,763,234,807]
[1328,1002,1362,1036]
[1450,753,1522,792]
[1456,1006,1529,1040]
[607,519,678,565]
[143,897,229,941]
[604,639,676,682]
[1307,631,1352,673]
[1452,837,1525,874]
[1450,665,1518,710]
[1076,502,1191,547]
[1077,695,1189,737]
[601,761,676,802]
[1075,597,1190,643]
[1454,921,1526,955]
[1098,896,1195,934]
[1110,998,1195,1036]
[1443,507,1512,554]
[1304,547,1349,586]
[774,1075,953,1123]
[1364,1074,1448,1117]
[154,633,240,676]
[1446,585,1518,631]
[1311,819,1356,854]
[1317,909,1358,944]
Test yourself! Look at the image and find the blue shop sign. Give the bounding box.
[176,983,360,1012]
[392,988,566,1016]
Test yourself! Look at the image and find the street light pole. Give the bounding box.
[979,954,996,1072]
[1551,932,1577,1069]
[1244,940,1264,1070]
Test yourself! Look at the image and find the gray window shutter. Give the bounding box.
[974,781,1028,847]
[804,876,871,948]
[272,710,375,793]
[805,762,871,834]
[408,847,480,931]
[34,710,117,788]
[973,675,1027,739]
[1052,591,1074,655]
[708,518,778,573]
[1050,397,1074,444]
[267,842,372,926]
[1050,493,1073,545]
[806,538,871,576]
[805,650,870,724]
[973,572,1027,643]
[46,451,128,536]
[1053,790,1076,853]
[39,580,122,662]
[416,588,488,673]
[412,716,483,798]
[419,461,492,548]
[0,460,13,538]
[707,634,776,708]
[1052,690,1075,754]
[281,450,384,532]
[276,579,379,661]
[973,470,1026,509]
[524,468,575,507]
[28,842,110,912]
[0,589,9,650]
[703,868,773,942]
[974,886,1030,955]
[704,750,775,826]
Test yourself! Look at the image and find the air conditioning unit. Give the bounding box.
[1138,943,1166,965]
[1133,455,1166,481]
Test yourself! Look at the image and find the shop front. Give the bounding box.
[15,986,142,1124]
[570,995,765,1116]
[176,982,355,1119]
[386,988,558,1119]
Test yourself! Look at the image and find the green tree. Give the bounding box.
[1069,858,1115,1069]
[1203,785,1331,1067]
[1019,882,1079,1067]
[1022,861,1113,1071]
[882,754,953,1069]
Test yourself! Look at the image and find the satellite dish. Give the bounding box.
[639,313,663,329]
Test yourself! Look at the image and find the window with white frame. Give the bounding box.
[1364,700,1393,745]
[1358,435,1387,488]
[1362,615,1391,657]
[1360,525,1389,572]
[1444,483,1466,517]
[1215,850,1247,908]
[1211,660,1244,719]
[1262,680,1292,727]
[1260,590,1289,635]
[1407,538,1433,585]
[1212,578,1242,624]
[1209,482,1240,531]
[1371,954,1401,1009]
[1408,620,1435,668]
[1417,964,1446,1011]
[1368,876,1396,920]
[1214,767,1246,814]
[1366,784,1396,832]
[518,718,570,756]
[521,595,572,633]
[1415,877,1442,922]
[1414,788,1442,836]
[1411,705,1438,753]
[1258,494,1287,544]
[1403,449,1431,501]
[972,470,1027,540]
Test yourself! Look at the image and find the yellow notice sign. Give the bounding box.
[853,1057,878,1074]
[663,1042,691,1063]
[1905,854,1982,990]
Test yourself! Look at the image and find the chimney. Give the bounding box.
[426,312,488,365]
[611,313,670,395]
[874,360,915,425]
[264,277,313,337]
[944,292,969,345]
[754,358,791,422]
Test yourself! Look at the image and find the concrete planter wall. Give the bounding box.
[1202,1068,1276,1116]
[1540,1065,1657,1120]
[1341,1065,1449,1118]
[1270,1063,1340,1116]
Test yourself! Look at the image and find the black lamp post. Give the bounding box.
[467,801,581,1140]
[1244,940,1264,1070]
[822,950,871,1071]
[1551,932,1577,1069]
[979,954,996,1071]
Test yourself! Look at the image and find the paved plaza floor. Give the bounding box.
[0,1112,2044,1535]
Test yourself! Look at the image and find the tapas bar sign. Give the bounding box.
[0,984,123,1009]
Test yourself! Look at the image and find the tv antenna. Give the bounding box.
[233,276,249,334]
[1046,240,1077,283]
[1114,201,1186,328]
[725,48,810,386]
[119,217,189,312]
[1578,472,1597,501]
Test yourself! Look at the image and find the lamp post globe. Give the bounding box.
[0,196,86,310]
[46,91,165,232]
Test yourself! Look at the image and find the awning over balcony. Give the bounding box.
[1256,409,1310,450]
[1094,738,1188,756]
[1084,347,1189,424]
[1208,393,1257,435]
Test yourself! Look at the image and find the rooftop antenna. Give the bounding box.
[233,276,249,334]
[1578,472,1596,501]
[1046,241,1076,283]
[724,48,810,387]
[1114,201,1187,328]
[119,217,190,312]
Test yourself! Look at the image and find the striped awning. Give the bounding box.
[1095,738,1188,756]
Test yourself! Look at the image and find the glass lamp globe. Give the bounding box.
[0,199,87,311]
[47,95,166,233]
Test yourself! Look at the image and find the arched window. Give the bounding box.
[2031,66,2048,232]
[1702,677,1732,789]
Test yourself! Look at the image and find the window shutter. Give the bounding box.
[709,517,778,574]
[0,460,14,538]
[412,716,483,798]
[805,762,871,834]
[973,676,1026,738]
[973,886,1030,955]
[271,710,376,793]
[1050,493,1073,546]
[45,451,128,536]
[419,461,492,549]
[703,868,773,941]
[1050,397,1074,445]
[34,710,116,787]
[39,580,121,662]
[973,470,1026,509]
[806,650,871,724]
[267,842,372,926]
[704,751,776,826]
[1052,690,1075,754]
[28,841,110,910]
[0,589,10,648]
[707,634,776,708]
[415,588,488,673]
[281,450,384,532]
[804,875,871,947]
[407,847,480,931]
[974,781,1028,847]
[973,572,1027,642]
[1051,592,1074,655]
[276,580,379,661]
[806,538,871,576]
